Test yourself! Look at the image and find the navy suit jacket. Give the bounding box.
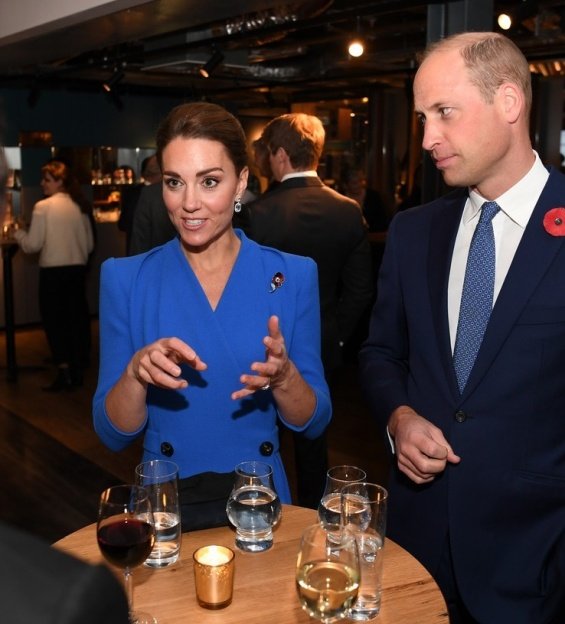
[359,168,565,623]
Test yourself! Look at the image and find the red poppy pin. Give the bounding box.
[543,207,565,236]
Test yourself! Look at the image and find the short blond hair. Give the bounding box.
[421,32,532,115]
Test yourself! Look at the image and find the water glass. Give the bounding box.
[296,523,360,623]
[317,465,367,531]
[341,482,388,620]
[225,460,282,552]
[135,459,181,568]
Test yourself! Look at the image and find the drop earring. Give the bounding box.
[234,198,242,213]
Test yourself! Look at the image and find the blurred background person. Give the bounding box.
[14,159,94,391]
[241,112,374,508]
[339,164,389,232]
[118,153,162,253]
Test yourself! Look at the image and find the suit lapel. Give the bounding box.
[428,190,467,399]
[463,169,565,397]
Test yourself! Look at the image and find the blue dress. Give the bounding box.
[93,230,332,502]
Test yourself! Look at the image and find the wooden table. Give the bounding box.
[55,505,448,624]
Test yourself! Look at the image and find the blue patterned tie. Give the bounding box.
[453,201,500,393]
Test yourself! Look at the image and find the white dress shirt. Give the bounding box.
[448,152,549,352]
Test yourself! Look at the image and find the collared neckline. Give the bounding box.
[466,151,549,228]
[281,170,318,182]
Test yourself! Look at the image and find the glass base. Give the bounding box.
[143,550,180,568]
[348,604,381,620]
[235,536,273,552]
[130,610,157,624]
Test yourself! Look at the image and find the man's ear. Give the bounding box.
[499,82,523,124]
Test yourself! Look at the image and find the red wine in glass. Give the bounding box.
[97,518,154,568]
[97,485,156,624]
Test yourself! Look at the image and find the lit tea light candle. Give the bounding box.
[195,545,233,566]
[193,545,235,609]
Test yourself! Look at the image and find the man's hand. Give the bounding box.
[388,405,461,484]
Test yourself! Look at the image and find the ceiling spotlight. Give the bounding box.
[348,38,365,58]
[102,70,124,93]
[347,16,365,58]
[199,50,224,78]
[497,13,512,30]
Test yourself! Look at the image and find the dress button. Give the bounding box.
[259,441,274,456]
[454,410,467,423]
[160,442,174,457]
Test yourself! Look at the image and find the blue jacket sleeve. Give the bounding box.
[93,257,147,451]
[278,256,332,438]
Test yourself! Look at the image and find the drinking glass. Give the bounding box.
[97,484,156,624]
[296,523,360,623]
[341,482,388,620]
[135,459,181,568]
[225,460,282,552]
[317,465,367,531]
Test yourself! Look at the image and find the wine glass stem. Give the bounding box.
[124,568,134,620]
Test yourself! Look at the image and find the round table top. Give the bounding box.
[55,504,447,624]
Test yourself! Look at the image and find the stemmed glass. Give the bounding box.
[317,465,367,530]
[97,485,157,624]
[296,523,360,623]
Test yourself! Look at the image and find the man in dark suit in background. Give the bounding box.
[360,32,565,623]
[129,180,177,255]
[118,154,162,254]
[242,112,374,508]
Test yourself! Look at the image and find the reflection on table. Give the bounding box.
[55,504,448,624]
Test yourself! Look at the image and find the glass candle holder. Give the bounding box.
[193,545,235,609]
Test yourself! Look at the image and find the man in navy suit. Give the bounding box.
[360,31,565,623]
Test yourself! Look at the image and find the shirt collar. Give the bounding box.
[466,151,549,228]
[281,170,318,182]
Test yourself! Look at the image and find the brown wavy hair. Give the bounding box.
[41,160,92,215]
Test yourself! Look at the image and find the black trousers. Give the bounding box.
[39,265,91,371]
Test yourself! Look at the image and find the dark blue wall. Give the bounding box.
[0,87,183,147]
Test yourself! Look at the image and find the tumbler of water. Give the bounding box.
[341,482,388,620]
[226,460,282,552]
[135,459,182,568]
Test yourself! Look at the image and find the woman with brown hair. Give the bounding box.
[15,159,94,391]
[93,102,331,516]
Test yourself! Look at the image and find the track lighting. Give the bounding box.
[199,49,224,78]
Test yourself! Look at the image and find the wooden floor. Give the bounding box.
[0,322,389,544]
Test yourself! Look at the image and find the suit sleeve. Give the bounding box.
[358,216,410,429]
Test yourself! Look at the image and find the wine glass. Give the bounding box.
[317,465,367,531]
[296,523,360,623]
[226,460,282,552]
[97,484,156,624]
